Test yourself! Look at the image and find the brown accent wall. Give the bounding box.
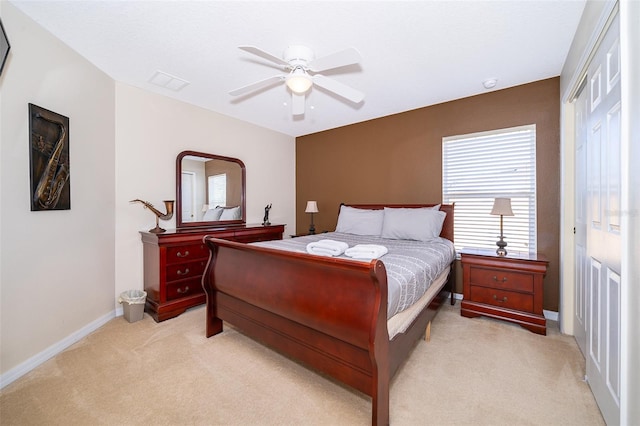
[296,77,561,311]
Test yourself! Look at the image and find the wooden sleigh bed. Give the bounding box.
[202,203,455,425]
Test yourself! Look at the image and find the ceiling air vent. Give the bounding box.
[149,70,189,91]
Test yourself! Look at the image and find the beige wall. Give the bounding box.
[1,3,115,374]
[297,78,561,311]
[1,3,296,385]
[114,84,296,302]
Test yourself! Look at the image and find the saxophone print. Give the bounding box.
[29,104,70,211]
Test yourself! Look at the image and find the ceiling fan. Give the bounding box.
[229,45,365,116]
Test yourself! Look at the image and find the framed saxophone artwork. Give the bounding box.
[28,104,71,211]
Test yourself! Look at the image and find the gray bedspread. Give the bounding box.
[252,232,456,318]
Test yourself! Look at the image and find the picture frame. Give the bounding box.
[0,18,10,76]
[29,104,71,211]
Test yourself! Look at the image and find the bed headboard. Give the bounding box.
[341,203,455,244]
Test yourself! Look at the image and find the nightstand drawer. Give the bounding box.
[470,286,534,312]
[469,267,534,293]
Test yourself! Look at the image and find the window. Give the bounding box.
[208,174,227,207]
[442,125,537,254]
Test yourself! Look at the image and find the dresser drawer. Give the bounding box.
[166,243,209,264]
[166,277,204,301]
[470,286,534,312]
[469,266,534,293]
[166,259,207,282]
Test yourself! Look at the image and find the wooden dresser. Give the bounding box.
[460,248,548,335]
[140,224,284,322]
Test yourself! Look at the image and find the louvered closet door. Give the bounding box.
[575,10,621,426]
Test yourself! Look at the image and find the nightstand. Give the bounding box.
[460,248,548,335]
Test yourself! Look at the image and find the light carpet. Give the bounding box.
[0,303,604,425]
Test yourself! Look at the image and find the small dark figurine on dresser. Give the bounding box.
[262,203,272,226]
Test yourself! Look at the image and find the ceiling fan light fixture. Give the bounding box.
[286,68,312,94]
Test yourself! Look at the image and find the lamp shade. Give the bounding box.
[490,198,514,216]
[305,201,319,213]
[286,68,313,94]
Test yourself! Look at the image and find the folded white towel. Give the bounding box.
[306,239,349,257]
[344,244,389,260]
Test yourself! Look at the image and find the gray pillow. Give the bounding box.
[381,207,446,241]
[335,206,384,236]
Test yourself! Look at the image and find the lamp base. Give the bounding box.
[496,236,507,256]
[308,213,316,234]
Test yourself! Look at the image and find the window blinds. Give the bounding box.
[208,174,227,207]
[442,125,537,254]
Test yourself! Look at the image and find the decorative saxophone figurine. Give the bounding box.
[130,199,175,233]
[33,114,69,209]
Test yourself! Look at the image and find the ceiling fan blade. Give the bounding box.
[308,48,362,72]
[238,46,289,68]
[228,75,284,96]
[292,93,305,116]
[313,74,365,103]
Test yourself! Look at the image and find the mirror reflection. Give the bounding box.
[176,151,246,229]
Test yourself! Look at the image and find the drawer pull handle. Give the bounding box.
[177,268,190,276]
[177,286,190,294]
[493,295,508,302]
[492,276,508,283]
[177,250,190,258]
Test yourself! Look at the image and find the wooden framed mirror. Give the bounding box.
[176,150,246,229]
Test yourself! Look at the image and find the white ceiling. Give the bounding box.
[11,1,586,137]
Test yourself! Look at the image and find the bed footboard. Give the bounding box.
[202,237,391,425]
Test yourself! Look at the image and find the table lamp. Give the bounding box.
[305,201,319,234]
[490,197,514,256]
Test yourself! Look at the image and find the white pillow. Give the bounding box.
[203,207,224,221]
[380,207,446,241]
[220,206,241,220]
[335,206,384,236]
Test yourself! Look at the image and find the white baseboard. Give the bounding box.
[544,310,559,321]
[0,310,117,390]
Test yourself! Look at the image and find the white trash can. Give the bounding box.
[118,290,147,323]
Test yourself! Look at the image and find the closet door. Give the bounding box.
[575,10,621,426]
[574,81,588,357]
[181,171,196,221]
